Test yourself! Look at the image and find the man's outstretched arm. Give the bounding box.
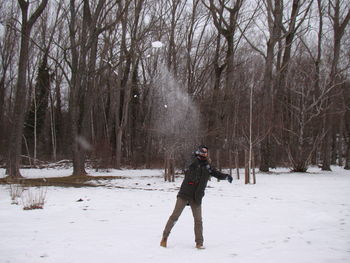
[207,165,233,183]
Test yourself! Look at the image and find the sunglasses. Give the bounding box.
[199,149,208,154]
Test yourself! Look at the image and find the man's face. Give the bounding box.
[198,147,208,159]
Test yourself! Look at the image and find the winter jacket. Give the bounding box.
[177,157,229,205]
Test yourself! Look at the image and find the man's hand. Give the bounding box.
[227,175,233,183]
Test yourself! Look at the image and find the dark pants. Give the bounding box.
[162,197,203,245]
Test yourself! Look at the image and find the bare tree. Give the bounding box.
[67,0,130,175]
[166,0,186,75]
[0,2,19,159]
[321,0,350,170]
[203,0,245,150]
[276,0,313,125]
[273,0,315,171]
[184,0,210,95]
[6,0,48,178]
[1,0,349,172]
[259,0,283,172]
[115,0,144,168]
[344,81,350,169]
[284,51,330,171]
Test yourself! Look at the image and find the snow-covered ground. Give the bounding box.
[0,166,350,263]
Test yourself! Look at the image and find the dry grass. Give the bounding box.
[21,187,47,210]
[9,184,24,204]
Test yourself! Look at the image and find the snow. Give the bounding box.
[1,166,350,263]
[152,41,164,48]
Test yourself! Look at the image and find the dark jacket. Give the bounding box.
[177,157,229,205]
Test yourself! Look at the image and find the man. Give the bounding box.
[160,145,233,249]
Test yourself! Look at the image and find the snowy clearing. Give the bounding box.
[0,167,350,263]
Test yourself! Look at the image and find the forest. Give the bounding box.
[0,0,350,178]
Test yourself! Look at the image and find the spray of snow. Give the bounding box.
[151,65,201,155]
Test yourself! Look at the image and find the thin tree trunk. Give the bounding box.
[0,76,6,156]
[345,144,350,170]
[235,150,240,180]
[252,152,256,184]
[244,150,249,184]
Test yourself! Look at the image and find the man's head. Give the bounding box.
[195,145,209,160]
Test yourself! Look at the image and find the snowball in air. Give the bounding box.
[152,41,164,48]
[164,105,168,108]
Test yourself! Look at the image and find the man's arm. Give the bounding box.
[206,165,233,183]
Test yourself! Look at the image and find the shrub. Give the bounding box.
[9,184,24,205]
[21,187,47,210]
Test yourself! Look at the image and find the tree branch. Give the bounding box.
[27,0,49,29]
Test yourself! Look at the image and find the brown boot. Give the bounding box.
[196,244,205,249]
[160,237,167,247]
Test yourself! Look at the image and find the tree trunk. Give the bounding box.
[343,82,350,169]
[69,0,88,176]
[321,115,332,171]
[244,150,249,184]
[206,34,223,146]
[0,75,6,156]
[260,0,282,172]
[235,150,240,180]
[345,144,350,170]
[260,37,275,172]
[252,152,256,184]
[115,127,123,169]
